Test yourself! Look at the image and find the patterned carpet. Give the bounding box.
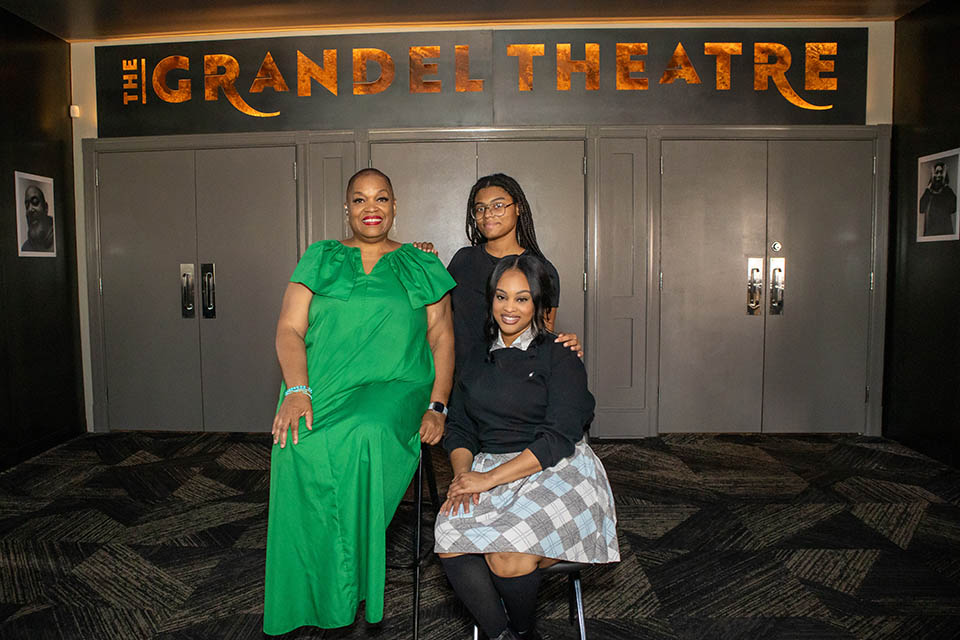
[1,432,959,639]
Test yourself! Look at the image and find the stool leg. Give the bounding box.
[567,573,575,625]
[473,624,480,640]
[423,444,442,512]
[413,455,424,640]
[573,573,587,640]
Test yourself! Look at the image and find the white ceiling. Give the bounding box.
[0,0,929,42]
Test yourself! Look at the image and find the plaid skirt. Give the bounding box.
[433,439,620,563]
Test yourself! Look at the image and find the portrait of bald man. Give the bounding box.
[15,173,56,256]
[919,159,958,238]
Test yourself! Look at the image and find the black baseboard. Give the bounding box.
[0,426,84,473]
[885,433,959,468]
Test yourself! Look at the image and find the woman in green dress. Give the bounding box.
[264,168,456,635]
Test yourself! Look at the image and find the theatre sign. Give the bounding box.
[95,28,867,136]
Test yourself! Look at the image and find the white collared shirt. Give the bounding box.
[490,325,537,352]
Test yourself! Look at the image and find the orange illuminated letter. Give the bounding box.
[506,44,545,91]
[704,43,742,90]
[455,45,484,92]
[805,42,838,91]
[410,46,441,94]
[616,43,648,90]
[556,43,600,91]
[249,52,290,93]
[153,55,192,103]
[204,54,278,117]
[297,49,337,96]
[353,48,395,95]
[754,43,831,111]
[659,42,701,85]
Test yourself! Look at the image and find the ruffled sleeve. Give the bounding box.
[388,244,457,308]
[289,240,357,300]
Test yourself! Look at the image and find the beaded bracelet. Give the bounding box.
[284,385,313,399]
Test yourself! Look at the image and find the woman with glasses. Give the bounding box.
[445,173,574,372]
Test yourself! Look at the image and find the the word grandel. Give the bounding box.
[122,40,840,118]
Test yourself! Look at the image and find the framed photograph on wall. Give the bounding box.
[15,171,56,257]
[917,148,959,242]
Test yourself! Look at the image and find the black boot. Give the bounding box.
[516,630,542,640]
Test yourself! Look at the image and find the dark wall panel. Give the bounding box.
[0,8,84,469]
[885,0,960,465]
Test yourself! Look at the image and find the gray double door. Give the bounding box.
[370,140,586,340]
[97,146,298,431]
[659,139,875,433]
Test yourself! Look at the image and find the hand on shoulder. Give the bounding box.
[411,241,438,256]
[554,331,584,359]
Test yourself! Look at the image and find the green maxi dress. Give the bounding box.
[264,240,455,635]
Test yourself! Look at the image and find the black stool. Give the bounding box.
[472,561,590,640]
[387,443,441,640]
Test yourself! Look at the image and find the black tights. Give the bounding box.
[440,555,508,637]
[440,555,543,637]
[491,568,541,634]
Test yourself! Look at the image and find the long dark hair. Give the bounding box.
[465,173,545,259]
[484,254,556,348]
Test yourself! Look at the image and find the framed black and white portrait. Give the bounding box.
[15,172,56,257]
[917,148,959,243]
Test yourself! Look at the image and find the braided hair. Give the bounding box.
[465,173,545,259]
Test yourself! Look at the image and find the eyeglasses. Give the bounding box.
[472,201,515,219]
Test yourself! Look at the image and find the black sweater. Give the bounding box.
[442,335,595,469]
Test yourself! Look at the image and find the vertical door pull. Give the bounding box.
[201,263,216,318]
[180,263,195,318]
[746,257,763,315]
[769,257,785,315]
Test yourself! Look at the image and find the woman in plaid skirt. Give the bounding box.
[434,254,619,640]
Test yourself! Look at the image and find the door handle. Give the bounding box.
[746,257,763,315]
[201,262,216,318]
[180,263,195,318]
[769,257,785,315]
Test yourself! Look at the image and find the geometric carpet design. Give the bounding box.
[1,432,959,639]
